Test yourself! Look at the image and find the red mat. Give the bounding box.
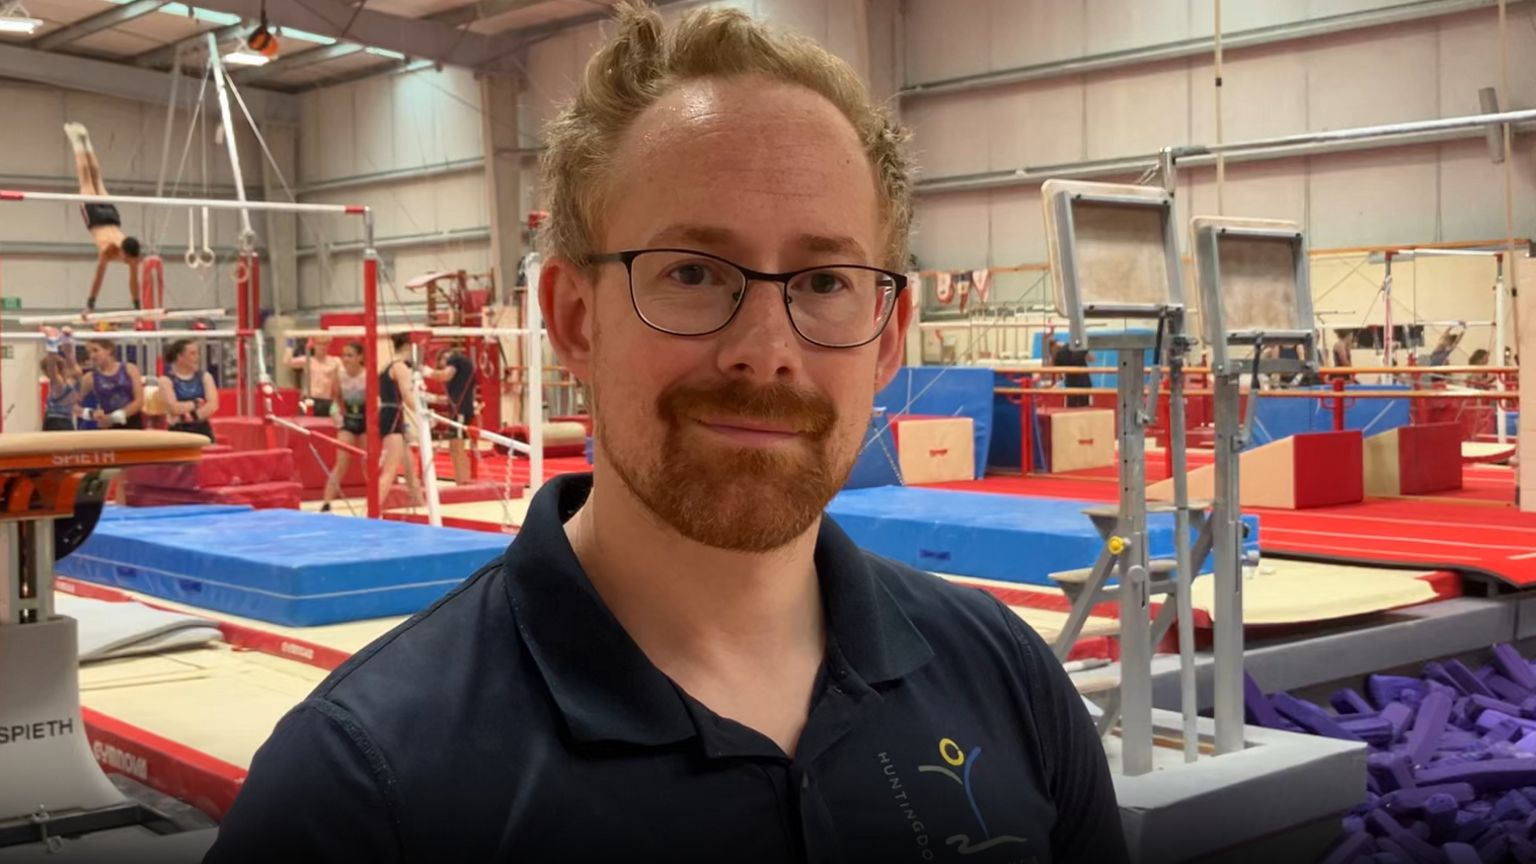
[935,474,1536,588]
[122,448,295,491]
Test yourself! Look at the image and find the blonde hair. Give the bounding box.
[539,1,912,269]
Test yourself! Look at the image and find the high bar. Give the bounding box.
[0,189,367,217]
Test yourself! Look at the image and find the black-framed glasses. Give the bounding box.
[591,248,908,349]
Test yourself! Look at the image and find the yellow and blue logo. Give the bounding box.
[917,737,1029,856]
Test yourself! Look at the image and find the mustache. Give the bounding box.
[657,379,838,438]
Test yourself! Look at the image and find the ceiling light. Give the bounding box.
[0,0,43,34]
[222,50,271,66]
[364,46,405,60]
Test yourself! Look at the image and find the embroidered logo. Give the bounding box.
[917,737,1030,856]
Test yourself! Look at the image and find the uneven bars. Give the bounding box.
[10,308,228,325]
[267,414,368,458]
[426,410,533,455]
[0,190,367,216]
[1406,248,1505,258]
[283,326,544,338]
[2,329,247,342]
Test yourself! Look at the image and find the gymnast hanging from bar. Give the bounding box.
[64,122,141,317]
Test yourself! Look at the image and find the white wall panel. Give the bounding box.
[3,83,69,177]
[904,92,990,177]
[1085,0,1189,55]
[988,186,1046,266]
[1438,138,1536,241]
[1307,145,1440,248]
[353,78,396,176]
[1305,23,1439,130]
[1188,47,1309,145]
[991,0,1085,71]
[989,79,1086,168]
[1084,62,1190,159]
[900,0,991,84]
[910,191,989,269]
[1437,9,1536,117]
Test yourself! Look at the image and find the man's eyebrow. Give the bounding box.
[647,224,739,247]
[796,233,868,261]
[643,226,870,262]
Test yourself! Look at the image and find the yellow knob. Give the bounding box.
[1107,536,1126,555]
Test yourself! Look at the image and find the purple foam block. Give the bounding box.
[1494,643,1536,691]
[1492,789,1536,822]
[1384,783,1477,812]
[1523,697,1536,720]
[1475,709,1523,733]
[1438,729,1482,751]
[1487,674,1533,704]
[1422,793,1459,843]
[1405,691,1454,766]
[1366,811,1440,864]
[1441,842,1482,864]
[1243,673,1286,728]
[1516,731,1536,755]
[1487,718,1524,744]
[1272,692,1364,743]
[1370,675,1430,708]
[1477,832,1510,864]
[1445,660,1496,699]
[1367,753,1401,793]
[1455,810,1488,843]
[1478,665,1498,682]
[1380,702,1416,739]
[1509,836,1536,864]
[1332,688,1376,716]
[1416,757,1536,793]
[1338,716,1395,747]
[1423,662,1463,694]
[1319,830,1375,864]
[1472,694,1526,719]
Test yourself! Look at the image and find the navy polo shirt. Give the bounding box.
[204,474,1127,863]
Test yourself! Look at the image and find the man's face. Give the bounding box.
[548,75,908,552]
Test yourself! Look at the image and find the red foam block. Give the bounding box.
[126,480,302,510]
[121,448,295,491]
[1292,430,1364,509]
[1398,422,1463,495]
[210,416,268,452]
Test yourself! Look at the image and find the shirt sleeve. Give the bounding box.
[202,699,401,864]
[993,598,1130,864]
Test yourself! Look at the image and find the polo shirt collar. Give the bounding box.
[502,473,933,748]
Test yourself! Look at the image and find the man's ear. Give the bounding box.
[540,256,595,384]
[873,287,913,391]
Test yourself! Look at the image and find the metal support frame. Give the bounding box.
[1042,178,1203,775]
[1191,214,1316,756]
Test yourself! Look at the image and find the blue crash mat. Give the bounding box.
[98,504,252,522]
[828,487,1259,586]
[58,508,509,626]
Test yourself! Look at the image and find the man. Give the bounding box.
[1052,337,1094,407]
[1331,330,1356,383]
[64,123,142,317]
[427,343,476,483]
[204,4,1126,862]
[284,335,341,416]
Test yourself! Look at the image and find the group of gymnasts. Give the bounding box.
[286,332,478,512]
[40,328,218,440]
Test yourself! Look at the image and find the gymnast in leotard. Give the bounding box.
[64,122,141,317]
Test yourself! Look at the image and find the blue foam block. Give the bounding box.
[845,413,902,489]
[1249,385,1411,448]
[827,487,1259,585]
[58,508,509,626]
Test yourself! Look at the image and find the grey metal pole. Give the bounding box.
[1211,373,1245,755]
[1118,346,1154,776]
[205,35,255,247]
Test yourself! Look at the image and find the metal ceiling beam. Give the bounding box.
[0,41,298,123]
[231,42,362,82]
[427,0,546,30]
[133,23,243,68]
[177,0,528,74]
[32,0,169,50]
